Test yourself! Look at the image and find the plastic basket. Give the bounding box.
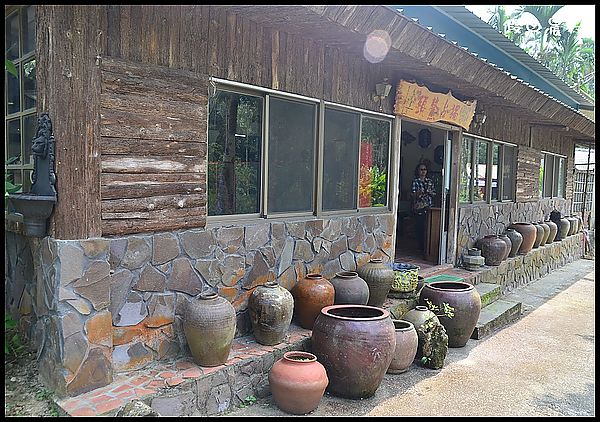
[389,263,420,293]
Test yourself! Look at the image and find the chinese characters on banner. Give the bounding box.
[394,80,477,130]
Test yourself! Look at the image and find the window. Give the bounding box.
[207,82,393,219]
[5,6,36,193]
[459,135,516,203]
[540,152,566,198]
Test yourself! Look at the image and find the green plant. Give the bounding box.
[5,156,22,209]
[239,395,257,408]
[369,166,387,207]
[419,299,455,366]
[5,57,18,77]
[5,313,27,358]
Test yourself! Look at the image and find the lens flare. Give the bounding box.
[363,30,391,63]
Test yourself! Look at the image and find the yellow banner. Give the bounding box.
[394,80,476,130]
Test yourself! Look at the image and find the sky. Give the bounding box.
[465,5,596,40]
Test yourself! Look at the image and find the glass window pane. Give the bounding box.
[473,140,487,201]
[323,108,360,211]
[539,155,544,196]
[7,169,22,188]
[5,12,20,60]
[502,146,515,200]
[359,117,390,208]
[6,64,21,114]
[543,155,554,197]
[22,169,32,193]
[207,90,262,216]
[557,157,565,198]
[268,97,316,214]
[23,59,36,110]
[459,136,472,202]
[21,6,36,56]
[23,113,36,165]
[491,143,499,200]
[7,119,22,164]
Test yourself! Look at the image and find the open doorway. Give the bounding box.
[395,120,451,269]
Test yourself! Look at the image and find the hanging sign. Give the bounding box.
[394,80,477,130]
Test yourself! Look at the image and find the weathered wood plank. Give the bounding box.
[101,173,205,199]
[101,155,205,174]
[102,194,206,213]
[102,216,207,236]
[100,137,206,156]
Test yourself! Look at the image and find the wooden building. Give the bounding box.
[5,5,594,398]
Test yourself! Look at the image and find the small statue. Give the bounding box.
[30,113,56,196]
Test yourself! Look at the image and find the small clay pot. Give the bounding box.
[538,221,550,246]
[504,228,523,258]
[387,320,418,374]
[476,235,507,266]
[531,222,544,248]
[329,271,369,305]
[291,274,334,330]
[544,220,558,243]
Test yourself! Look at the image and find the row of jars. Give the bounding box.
[476,215,583,266]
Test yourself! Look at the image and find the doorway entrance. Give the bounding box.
[395,120,453,268]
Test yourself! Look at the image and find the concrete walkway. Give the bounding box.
[226,258,595,417]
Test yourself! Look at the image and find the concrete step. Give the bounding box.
[471,299,522,340]
[475,283,502,308]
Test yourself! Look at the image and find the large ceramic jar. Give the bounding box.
[497,234,512,261]
[538,221,550,246]
[311,305,396,399]
[329,271,369,305]
[291,274,334,330]
[387,320,418,374]
[268,351,328,415]
[531,222,544,248]
[544,220,558,243]
[504,228,523,258]
[476,235,506,266]
[558,217,570,240]
[575,215,584,233]
[508,222,536,254]
[402,305,440,331]
[567,216,578,236]
[357,258,394,308]
[248,281,294,345]
[183,292,236,367]
[419,281,481,348]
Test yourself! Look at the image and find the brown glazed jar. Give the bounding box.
[558,217,570,240]
[531,222,544,248]
[544,220,558,243]
[357,258,394,308]
[504,228,523,258]
[402,305,440,331]
[538,221,550,246]
[387,320,419,374]
[567,216,578,236]
[419,281,481,348]
[575,215,584,233]
[329,271,370,305]
[476,235,507,266]
[311,305,396,399]
[248,281,294,345]
[508,222,536,254]
[497,234,512,261]
[291,274,334,330]
[183,292,236,367]
[268,351,328,415]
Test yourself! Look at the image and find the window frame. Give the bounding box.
[540,151,567,198]
[206,78,394,224]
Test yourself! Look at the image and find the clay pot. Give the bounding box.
[575,215,584,232]
[419,281,481,348]
[248,281,294,345]
[402,305,440,331]
[504,228,523,258]
[291,274,335,330]
[268,351,328,415]
[311,305,396,399]
[558,218,570,240]
[467,248,481,256]
[567,216,578,236]
[357,258,394,308]
[387,320,419,374]
[183,292,236,367]
[537,221,550,246]
[497,234,512,261]
[508,222,536,254]
[329,271,369,305]
[531,222,544,248]
[476,235,507,266]
[544,220,558,243]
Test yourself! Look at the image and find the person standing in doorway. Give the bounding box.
[411,162,435,256]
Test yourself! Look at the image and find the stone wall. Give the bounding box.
[456,198,572,265]
[4,213,395,398]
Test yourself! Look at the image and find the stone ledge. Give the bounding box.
[471,299,522,340]
[475,283,502,308]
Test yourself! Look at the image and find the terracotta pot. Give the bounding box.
[183,292,236,367]
[329,271,369,305]
[531,222,544,248]
[497,234,512,261]
[311,305,396,399]
[544,220,558,243]
[387,320,418,374]
[401,305,440,331]
[248,281,294,345]
[476,235,506,266]
[558,218,570,240]
[419,281,481,348]
[538,221,550,246]
[357,258,394,308]
[268,351,328,415]
[504,228,523,258]
[508,222,536,254]
[291,274,335,330]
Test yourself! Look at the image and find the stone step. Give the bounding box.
[471,299,522,340]
[475,282,502,308]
